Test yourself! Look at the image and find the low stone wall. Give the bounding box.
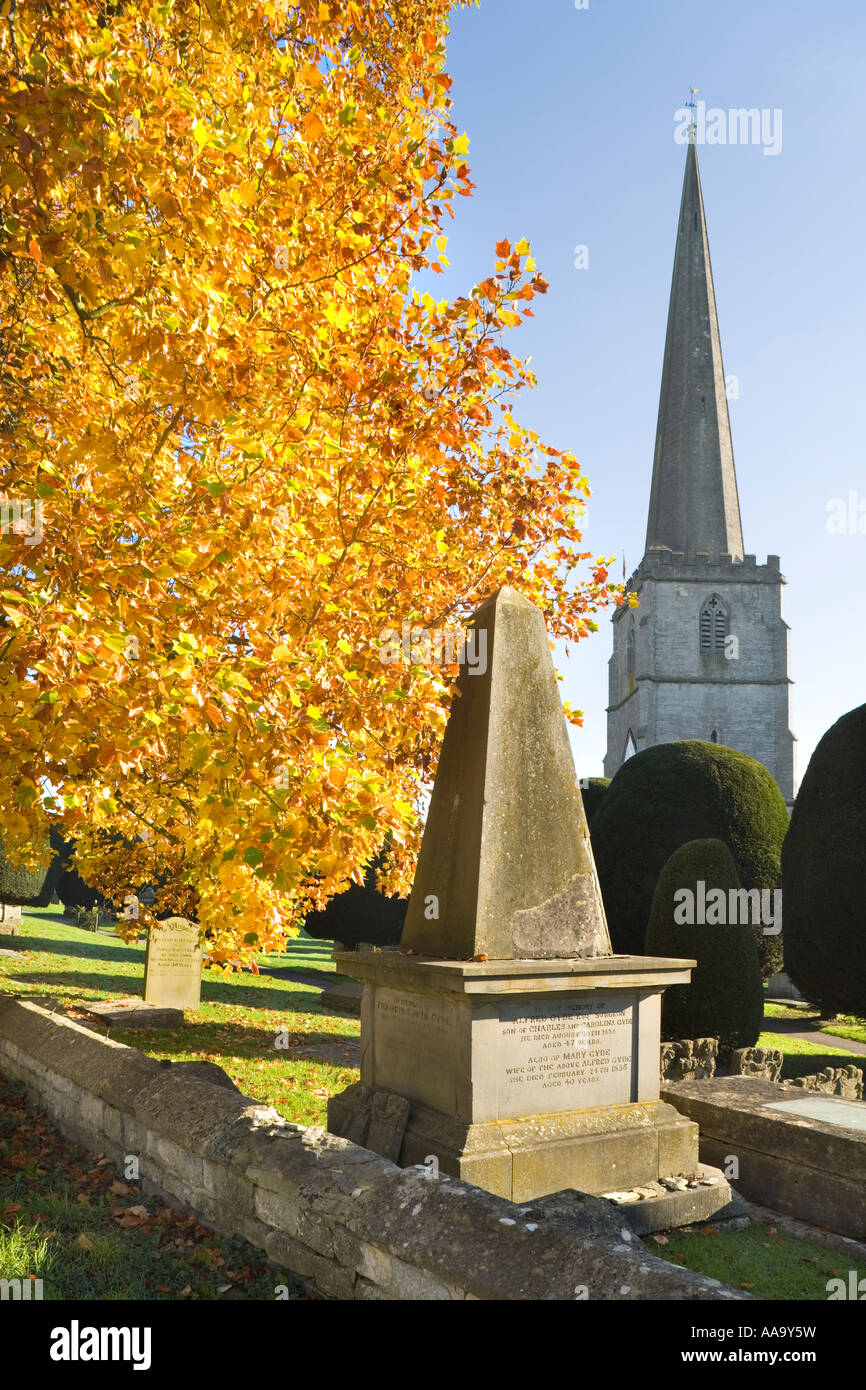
[0,997,745,1301]
[790,1065,863,1099]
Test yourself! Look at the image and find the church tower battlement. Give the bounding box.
[604,136,796,804]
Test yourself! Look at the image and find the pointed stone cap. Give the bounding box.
[401,588,612,961]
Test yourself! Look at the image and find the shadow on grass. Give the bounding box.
[198,976,327,1009]
[11,931,145,965]
[263,937,335,959]
[111,1022,358,1058]
[22,909,73,928]
[2,967,331,1014]
[258,965,336,988]
[1,969,147,999]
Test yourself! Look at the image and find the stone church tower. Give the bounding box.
[604,135,796,803]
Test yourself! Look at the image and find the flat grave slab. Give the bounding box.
[82,998,184,1030]
[766,1094,866,1133]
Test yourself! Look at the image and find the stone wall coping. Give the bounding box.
[336,953,696,995]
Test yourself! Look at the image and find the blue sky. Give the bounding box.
[432,0,866,788]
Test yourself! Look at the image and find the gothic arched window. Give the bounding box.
[626,627,635,676]
[624,730,637,761]
[700,594,728,652]
[710,728,719,744]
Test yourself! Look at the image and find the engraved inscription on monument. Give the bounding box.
[144,916,202,1011]
[373,986,459,1114]
[498,995,634,1118]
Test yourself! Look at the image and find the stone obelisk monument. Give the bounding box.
[329,588,702,1201]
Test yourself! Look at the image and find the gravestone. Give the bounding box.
[329,588,719,1205]
[83,998,184,1030]
[144,916,202,1012]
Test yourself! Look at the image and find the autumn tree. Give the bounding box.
[0,0,622,961]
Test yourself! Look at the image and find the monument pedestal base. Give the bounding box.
[329,1085,697,1202]
[327,951,701,1203]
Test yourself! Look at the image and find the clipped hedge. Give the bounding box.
[591,740,788,976]
[783,703,866,1015]
[31,825,68,907]
[645,838,763,1056]
[580,777,610,827]
[0,834,51,906]
[303,854,407,949]
[56,866,105,913]
[49,833,102,913]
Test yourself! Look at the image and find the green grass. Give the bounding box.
[757,1031,855,1056]
[764,1000,866,1046]
[0,1077,307,1300]
[648,1219,866,1300]
[764,1002,808,1020]
[0,914,360,1127]
[756,1031,863,1082]
[820,1017,866,1046]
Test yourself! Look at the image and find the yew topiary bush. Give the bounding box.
[0,832,52,906]
[303,853,407,949]
[782,703,866,1015]
[580,777,611,826]
[645,838,764,1055]
[590,740,788,976]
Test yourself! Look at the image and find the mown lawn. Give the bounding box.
[764,1000,866,1048]
[647,1219,866,1300]
[756,1032,864,1081]
[821,1019,866,1046]
[0,912,360,1127]
[0,1076,307,1300]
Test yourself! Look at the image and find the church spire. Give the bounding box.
[645,140,744,561]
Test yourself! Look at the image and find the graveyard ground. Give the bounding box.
[3,913,866,1300]
[2,1065,865,1302]
[0,1076,309,1300]
[2,913,864,1122]
[0,910,360,1126]
[645,1218,866,1299]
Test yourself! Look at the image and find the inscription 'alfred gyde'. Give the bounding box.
[499,997,633,1113]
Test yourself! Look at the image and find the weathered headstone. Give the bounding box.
[329,588,728,1209]
[144,916,202,1012]
[766,970,803,1002]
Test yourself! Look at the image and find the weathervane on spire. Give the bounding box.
[686,86,699,144]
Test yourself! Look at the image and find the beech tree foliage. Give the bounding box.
[1,0,621,960]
